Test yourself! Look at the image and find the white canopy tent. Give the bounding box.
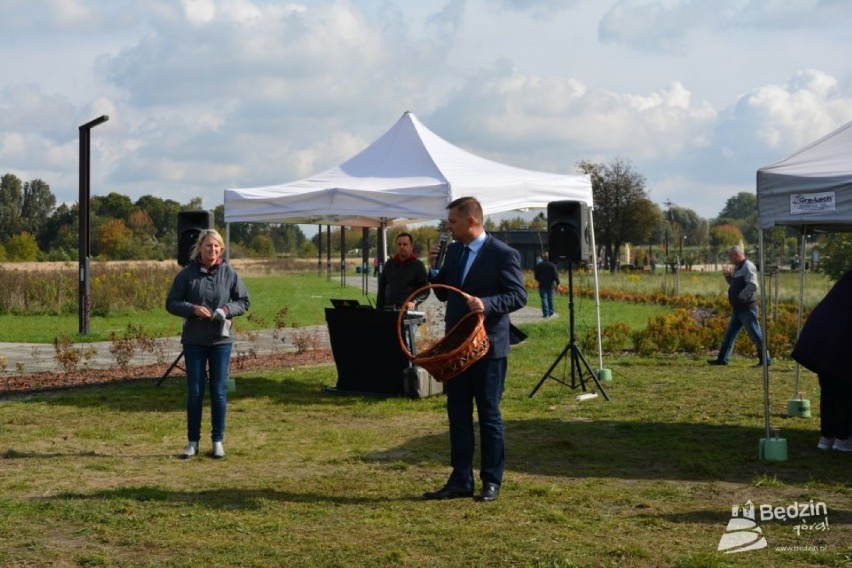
[224,111,593,226]
[757,120,852,231]
[755,119,852,455]
[225,111,610,382]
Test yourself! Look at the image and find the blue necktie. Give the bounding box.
[458,246,471,284]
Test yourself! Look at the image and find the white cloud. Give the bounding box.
[0,0,851,222]
[428,64,715,176]
[599,0,846,51]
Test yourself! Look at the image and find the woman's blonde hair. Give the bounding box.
[189,228,226,260]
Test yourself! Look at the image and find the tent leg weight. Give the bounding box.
[786,397,811,418]
[759,437,788,461]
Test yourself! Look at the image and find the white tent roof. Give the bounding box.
[757,120,852,230]
[224,111,592,227]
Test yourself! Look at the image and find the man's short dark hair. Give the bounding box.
[396,232,413,244]
[447,196,483,223]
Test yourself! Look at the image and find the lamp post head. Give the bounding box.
[80,115,109,130]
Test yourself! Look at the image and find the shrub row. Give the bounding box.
[0,263,174,315]
[579,306,801,359]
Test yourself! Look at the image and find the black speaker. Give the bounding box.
[177,210,214,266]
[547,201,590,262]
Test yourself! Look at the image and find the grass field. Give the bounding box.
[0,265,848,566]
[1,353,849,566]
[1,273,850,566]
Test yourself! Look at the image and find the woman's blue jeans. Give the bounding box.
[183,343,232,443]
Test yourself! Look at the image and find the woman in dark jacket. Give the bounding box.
[791,270,852,451]
[166,229,250,459]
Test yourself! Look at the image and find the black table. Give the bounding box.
[324,307,414,395]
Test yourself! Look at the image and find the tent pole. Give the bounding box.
[382,224,388,261]
[317,224,322,277]
[759,229,771,440]
[326,225,331,281]
[794,227,808,396]
[378,223,387,272]
[340,227,346,287]
[587,206,605,373]
[361,227,369,296]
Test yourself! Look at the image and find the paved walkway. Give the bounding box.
[1,275,545,376]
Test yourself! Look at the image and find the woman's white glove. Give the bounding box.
[211,308,227,322]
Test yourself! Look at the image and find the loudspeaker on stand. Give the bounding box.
[177,210,214,266]
[547,201,590,262]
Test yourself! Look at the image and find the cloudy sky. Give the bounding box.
[1,0,850,222]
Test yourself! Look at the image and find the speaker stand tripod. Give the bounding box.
[529,262,610,400]
[156,350,184,387]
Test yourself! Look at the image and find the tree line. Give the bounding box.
[0,173,314,262]
[4,163,846,278]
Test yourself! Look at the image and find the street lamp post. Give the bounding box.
[78,115,109,336]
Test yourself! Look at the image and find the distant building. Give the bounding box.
[488,229,545,270]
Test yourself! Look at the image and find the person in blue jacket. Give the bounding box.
[167,228,250,459]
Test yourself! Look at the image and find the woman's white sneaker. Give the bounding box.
[832,438,852,452]
[181,441,199,459]
[817,436,835,450]
[212,441,225,459]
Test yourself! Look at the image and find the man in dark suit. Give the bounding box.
[424,196,527,502]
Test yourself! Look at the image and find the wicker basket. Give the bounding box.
[396,284,489,382]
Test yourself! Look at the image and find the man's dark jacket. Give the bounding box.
[430,234,527,358]
[534,260,559,290]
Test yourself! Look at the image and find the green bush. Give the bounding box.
[0,262,174,315]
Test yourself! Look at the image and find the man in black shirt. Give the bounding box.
[377,232,429,310]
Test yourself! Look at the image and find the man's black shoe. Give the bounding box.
[707,359,728,366]
[423,485,473,500]
[475,483,500,502]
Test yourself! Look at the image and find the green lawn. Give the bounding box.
[0,324,850,566]
[1,271,670,344]
[0,263,845,567]
[0,273,367,343]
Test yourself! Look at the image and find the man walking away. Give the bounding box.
[534,252,559,318]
